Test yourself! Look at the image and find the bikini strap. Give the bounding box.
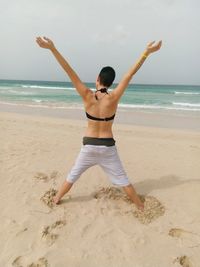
[95,88,108,94]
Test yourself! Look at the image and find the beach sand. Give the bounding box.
[0,110,200,267]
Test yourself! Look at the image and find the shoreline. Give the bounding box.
[0,102,200,132]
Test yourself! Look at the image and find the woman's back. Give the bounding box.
[83,89,118,138]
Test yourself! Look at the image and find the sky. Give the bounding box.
[0,0,199,85]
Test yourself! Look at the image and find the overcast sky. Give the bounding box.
[0,0,199,85]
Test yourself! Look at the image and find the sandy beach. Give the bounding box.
[1,109,200,267]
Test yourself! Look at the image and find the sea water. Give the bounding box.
[0,79,200,114]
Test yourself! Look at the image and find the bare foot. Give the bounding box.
[123,185,145,211]
[53,196,61,205]
[133,196,145,211]
[136,201,145,211]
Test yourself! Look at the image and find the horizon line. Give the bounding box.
[0,78,199,87]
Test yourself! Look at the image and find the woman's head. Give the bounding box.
[97,66,115,88]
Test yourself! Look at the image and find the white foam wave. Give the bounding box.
[1,101,200,112]
[34,99,42,103]
[22,85,101,91]
[119,103,200,111]
[21,85,75,90]
[173,102,200,107]
[9,90,35,95]
[175,91,200,95]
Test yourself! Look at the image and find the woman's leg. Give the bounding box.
[53,180,73,204]
[53,145,97,205]
[99,146,144,211]
[122,184,144,211]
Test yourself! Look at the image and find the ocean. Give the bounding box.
[0,79,200,114]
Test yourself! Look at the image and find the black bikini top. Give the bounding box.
[85,87,115,121]
[86,111,115,121]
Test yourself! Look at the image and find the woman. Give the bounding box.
[36,36,162,210]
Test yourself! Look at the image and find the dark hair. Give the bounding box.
[99,66,116,87]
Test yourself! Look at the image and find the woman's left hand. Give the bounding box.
[146,40,162,54]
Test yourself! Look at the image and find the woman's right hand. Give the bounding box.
[36,36,55,50]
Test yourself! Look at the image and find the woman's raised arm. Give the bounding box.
[111,40,162,101]
[36,36,91,100]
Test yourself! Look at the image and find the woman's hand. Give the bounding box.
[145,40,162,55]
[36,36,55,50]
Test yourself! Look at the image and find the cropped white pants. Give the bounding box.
[66,145,130,187]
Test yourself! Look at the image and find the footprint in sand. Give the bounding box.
[169,228,198,238]
[27,257,49,267]
[12,256,48,267]
[94,187,165,224]
[41,220,66,246]
[174,255,193,267]
[12,256,23,267]
[34,171,59,182]
[169,227,200,249]
[40,188,58,208]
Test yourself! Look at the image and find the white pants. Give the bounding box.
[66,145,130,187]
